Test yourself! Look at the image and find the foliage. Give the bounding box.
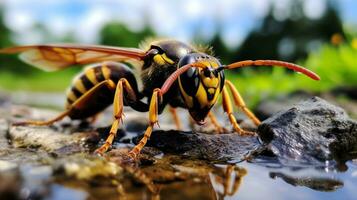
[203,0,345,65]
[226,40,357,107]
[0,68,78,91]
[100,22,154,47]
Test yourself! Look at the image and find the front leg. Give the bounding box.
[225,80,261,126]
[129,88,162,158]
[94,78,141,155]
[221,86,255,136]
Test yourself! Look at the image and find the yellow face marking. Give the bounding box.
[195,75,221,109]
[153,53,174,65]
[208,88,215,94]
[85,68,98,85]
[73,79,87,93]
[178,77,194,108]
[101,62,111,80]
[195,83,209,109]
[202,77,219,88]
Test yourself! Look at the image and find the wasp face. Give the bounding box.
[178,53,225,124]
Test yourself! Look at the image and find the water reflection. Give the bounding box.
[269,172,343,192]
[47,153,357,200]
[209,165,247,199]
[103,152,250,200]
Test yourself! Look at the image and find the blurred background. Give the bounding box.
[0,0,356,108]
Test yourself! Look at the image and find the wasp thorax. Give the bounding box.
[178,53,225,123]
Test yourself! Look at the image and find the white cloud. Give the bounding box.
[74,6,110,43]
[303,0,327,19]
[1,0,356,46]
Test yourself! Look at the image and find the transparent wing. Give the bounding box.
[0,44,147,71]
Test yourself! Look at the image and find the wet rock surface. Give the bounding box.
[134,130,263,163]
[258,97,357,165]
[0,91,357,199]
[9,126,99,154]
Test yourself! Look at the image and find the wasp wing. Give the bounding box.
[0,44,147,71]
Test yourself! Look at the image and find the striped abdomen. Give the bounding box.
[65,61,139,119]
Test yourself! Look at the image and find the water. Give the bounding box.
[231,162,357,200]
[37,159,357,200]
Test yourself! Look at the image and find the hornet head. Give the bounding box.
[177,53,225,124]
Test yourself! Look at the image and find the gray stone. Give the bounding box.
[9,126,99,154]
[258,97,357,165]
[134,130,263,163]
[0,119,9,149]
[52,155,122,180]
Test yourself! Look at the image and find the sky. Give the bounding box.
[1,0,357,49]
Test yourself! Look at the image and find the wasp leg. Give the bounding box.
[13,110,70,126]
[13,80,117,126]
[223,165,234,196]
[222,86,255,136]
[228,167,247,196]
[225,80,261,126]
[129,88,161,158]
[95,78,138,155]
[208,112,228,134]
[168,106,182,130]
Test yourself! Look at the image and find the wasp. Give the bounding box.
[0,39,320,158]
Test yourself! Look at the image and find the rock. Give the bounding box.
[269,172,343,191]
[53,155,122,181]
[0,119,9,149]
[134,130,263,163]
[9,126,100,154]
[258,97,357,165]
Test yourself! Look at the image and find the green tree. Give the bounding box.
[99,22,155,47]
[0,9,12,48]
[234,0,345,63]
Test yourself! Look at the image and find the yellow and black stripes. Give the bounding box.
[65,62,141,118]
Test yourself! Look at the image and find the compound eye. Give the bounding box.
[178,54,197,68]
[150,45,164,54]
[219,70,225,91]
[179,67,199,96]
